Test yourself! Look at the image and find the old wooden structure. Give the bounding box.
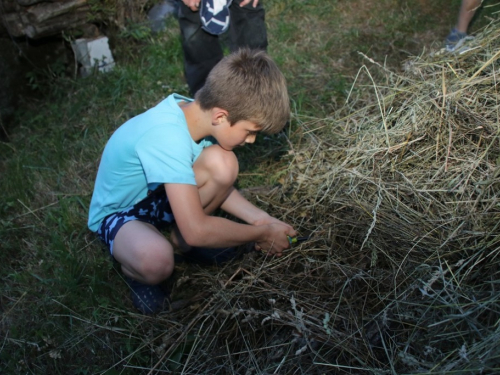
[1,0,93,39]
[0,0,149,39]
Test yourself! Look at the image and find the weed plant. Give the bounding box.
[1,1,498,374]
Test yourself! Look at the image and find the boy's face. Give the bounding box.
[215,118,261,151]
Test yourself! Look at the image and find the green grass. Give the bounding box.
[1,1,498,373]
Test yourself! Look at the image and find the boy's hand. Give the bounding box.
[183,0,200,12]
[218,189,296,255]
[239,0,259,7]
[183,0,259,12]
[253,216,296,257]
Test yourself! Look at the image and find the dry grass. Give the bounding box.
[141,20,500,374]
[2,2,500,374]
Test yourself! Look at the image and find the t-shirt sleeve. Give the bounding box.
[135,125,197,186]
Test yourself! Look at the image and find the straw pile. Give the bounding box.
[150,22,500,374]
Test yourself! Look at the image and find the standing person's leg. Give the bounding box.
[177,0,224,95]
[228,0,268,52]
[445,0,482,51]
[456,0,482,33]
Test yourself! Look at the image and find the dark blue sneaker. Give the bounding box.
[126,277,169,315]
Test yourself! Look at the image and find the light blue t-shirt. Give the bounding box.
[88,94,215,232]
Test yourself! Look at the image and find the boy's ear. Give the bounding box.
[212,107,229,125]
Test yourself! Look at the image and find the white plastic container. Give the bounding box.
[71,36,115,77]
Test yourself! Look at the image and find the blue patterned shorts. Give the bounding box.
[97,187,175,255]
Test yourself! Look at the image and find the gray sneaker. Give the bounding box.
[445,28,473,52]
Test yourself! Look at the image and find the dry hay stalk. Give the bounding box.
[147,21,500,374]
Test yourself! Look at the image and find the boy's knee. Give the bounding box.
[214,148,239,186]
[196,145,239,187]
[137,246,174,285]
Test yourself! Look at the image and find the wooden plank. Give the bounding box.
[1,0,90,39]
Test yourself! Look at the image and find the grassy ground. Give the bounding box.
[1,0,498,373]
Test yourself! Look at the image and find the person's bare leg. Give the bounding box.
[456,0,482,33]
[113,220,175,284]
[171,144,238,251]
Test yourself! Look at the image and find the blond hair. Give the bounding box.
[195,48,290,134]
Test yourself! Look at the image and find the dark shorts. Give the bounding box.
[96,188,175,255]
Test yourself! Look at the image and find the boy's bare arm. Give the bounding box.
[221,188,297,254]
[220,188,290,227]
[165,183,295,254]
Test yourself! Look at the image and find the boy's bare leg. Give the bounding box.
[113,221,175,285]
[194,144,239,213]
[171,144,239,251]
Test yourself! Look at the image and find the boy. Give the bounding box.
[88,48,296,314]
